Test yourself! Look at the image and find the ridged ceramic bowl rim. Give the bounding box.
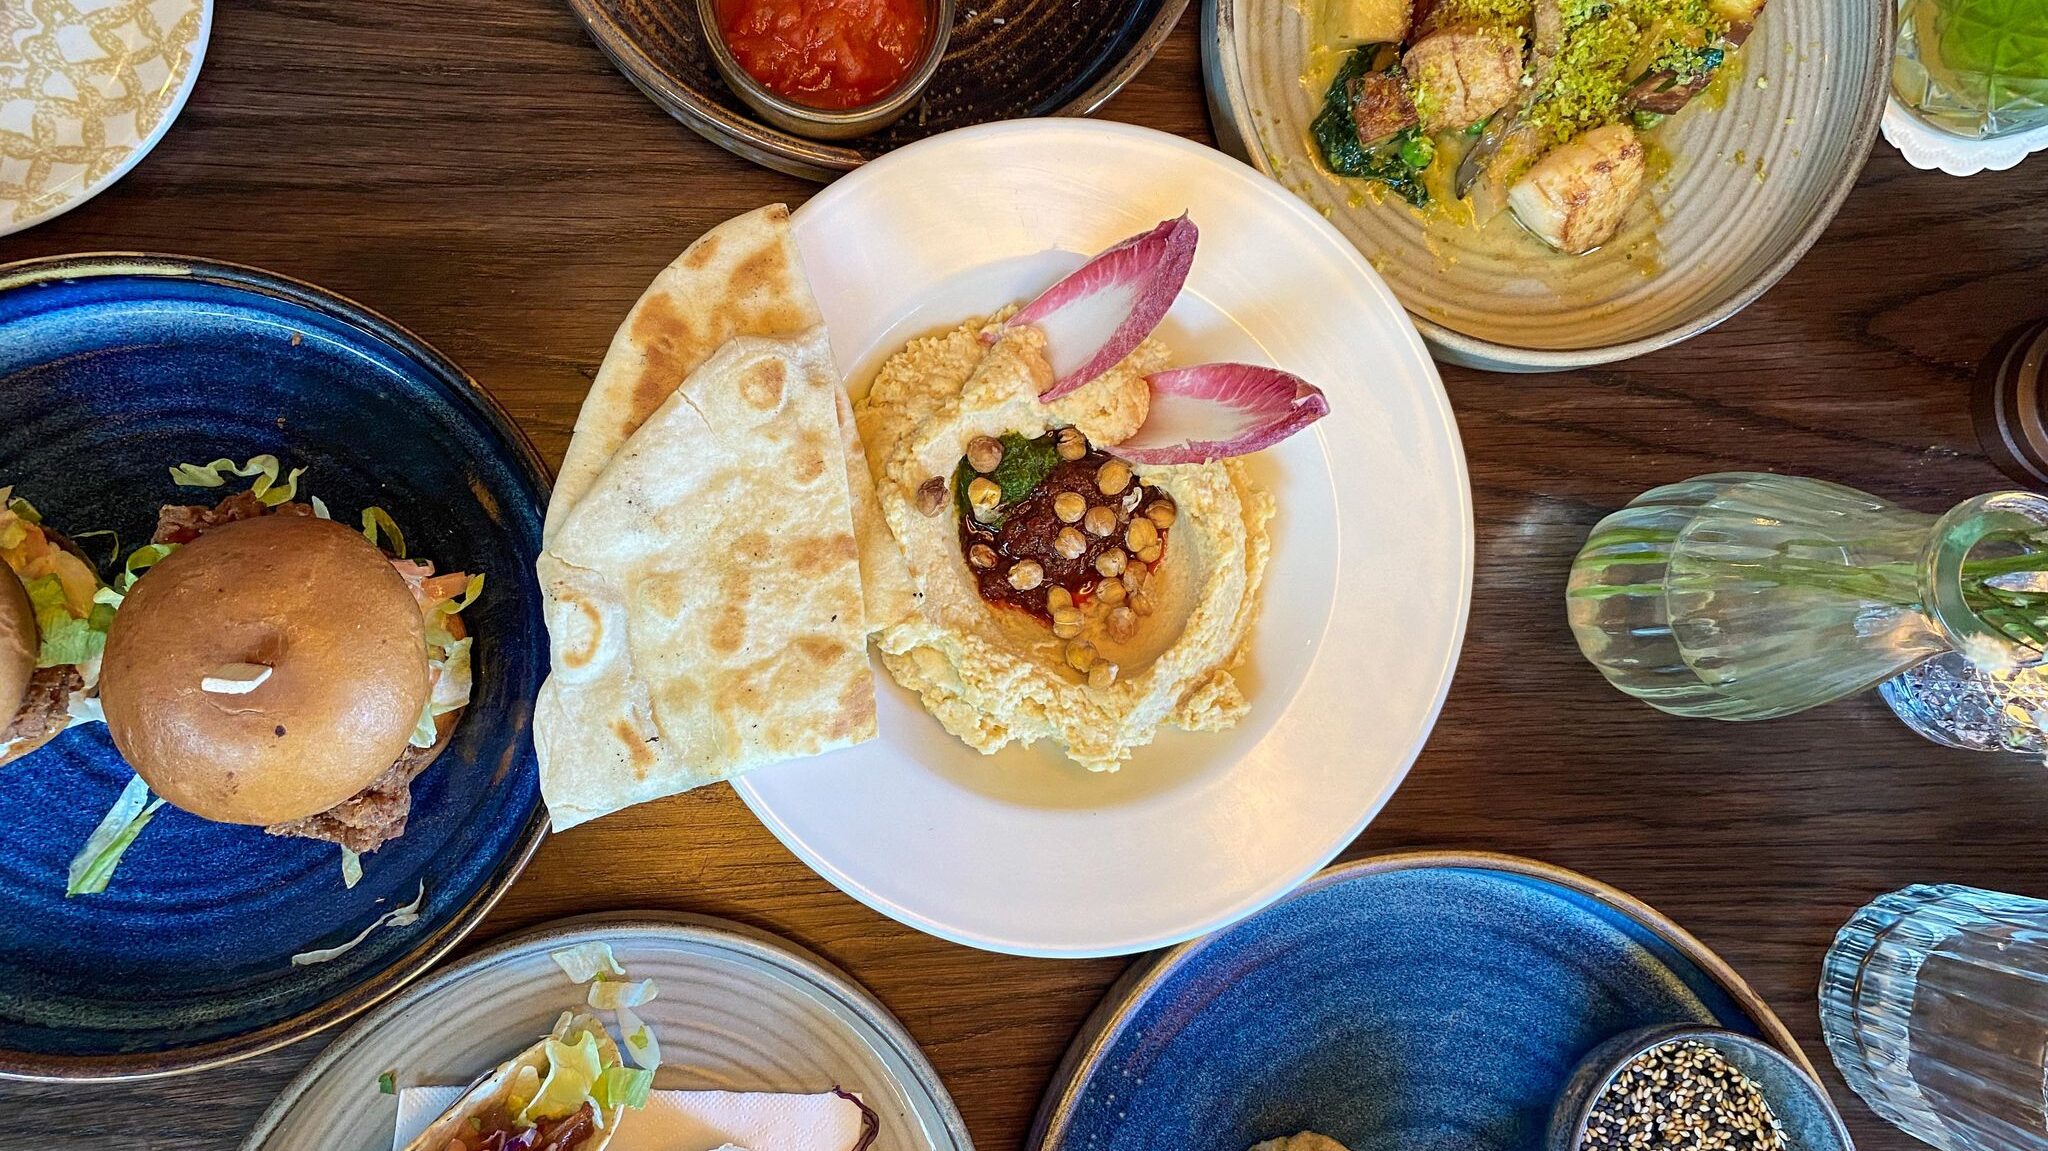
[692,0,956,139]
[1026,850,1818,1148]
[1201,0,1895,371]
[0,252,551,1083]
[237,911,976,1151]
[568,0,1191,180]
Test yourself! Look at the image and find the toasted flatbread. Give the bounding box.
[536,332,876,830]
[545,203,913,630]
[546,205,823,541]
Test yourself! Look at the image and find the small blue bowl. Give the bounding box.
[1547,1025,1855,1151]
[1032,852,1820,1151]
[0,254,550,1079]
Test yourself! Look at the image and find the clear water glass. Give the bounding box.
[1820,885,2048,1151]
[1880,652,2048,753]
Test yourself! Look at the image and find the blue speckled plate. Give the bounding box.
[0,255,549,1080]
[1030,852,1816,1151]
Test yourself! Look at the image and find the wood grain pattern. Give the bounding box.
[6,2,2048,1149]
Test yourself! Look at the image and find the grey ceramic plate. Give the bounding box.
[1031,851,1818,1151]
[241,913,973,1151]
[1202,0,1891,370]
[570,0,1187,180]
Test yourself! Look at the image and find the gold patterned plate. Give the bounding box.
[0,0,211,237]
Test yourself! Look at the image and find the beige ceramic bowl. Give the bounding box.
[697,0,955,140]
[1203,0,1893,371]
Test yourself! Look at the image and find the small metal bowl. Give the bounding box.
[695,0,954,140]
[1547,1024,1856,1151]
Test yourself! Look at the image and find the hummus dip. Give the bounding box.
[856,308,1274,770]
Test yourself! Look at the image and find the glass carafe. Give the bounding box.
[1566,473,2048,720]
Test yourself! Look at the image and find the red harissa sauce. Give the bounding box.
[717,0,928,110]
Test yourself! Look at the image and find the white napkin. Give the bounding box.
[392,1085,870,1151]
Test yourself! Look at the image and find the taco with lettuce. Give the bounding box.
[0,488,110,766]
[404,1012,651,1151]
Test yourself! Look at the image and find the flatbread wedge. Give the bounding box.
[536,332,876,830]
[546,205,822,541]
[545,204,913,628]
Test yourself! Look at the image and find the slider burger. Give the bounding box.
[1,488,110,766]
[100,491,478,853]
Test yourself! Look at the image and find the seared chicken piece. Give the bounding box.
[1506,123,1647,253]
[1402,26,1524,134]
[1348,69,1421,147]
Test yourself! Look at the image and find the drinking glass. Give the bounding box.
[1820,885,2048,1151]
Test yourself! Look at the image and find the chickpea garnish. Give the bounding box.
[1065,640,1097,672]
[968,544,997,569]
[1054,526,1088,560]
[1007,560,1044,591]
[915,476,947,517]
[967,477,1002,521]
[1105,605,1139,643]
[966,435,1005,474]
[1095,548,1127,578]
[1096,577,1127,605]
[1095,458,1132,496]
[1088,661,1119,690]
[1047,586,1074,611]
[1082,505,1117,537]
[1053,491,1087,523]
[1145,499,1176,529]
[1056,426,1088,462]
[1126,516,1159,553]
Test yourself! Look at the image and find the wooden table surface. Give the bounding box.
[9,1,2048,1148]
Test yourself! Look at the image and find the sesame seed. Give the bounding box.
[1578,1041,1787,1151]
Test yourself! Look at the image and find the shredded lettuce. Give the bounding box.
[551,941,626,984]
[587,977,657,1011]
[93,542,178,609]
[3,490,40,525]
[521,1030,605,1123]
[289,881,426,966]
[616,1003,661,1071]
[168,454,305,507]
[27,575,110,668]
[411,634,473,749]
[593,1066,654,1111]
[66,774,164,897]
[361,506,407,559]
[341,847,364,889]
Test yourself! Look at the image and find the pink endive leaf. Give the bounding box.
[1011,214,1199,401]
[1110,363,1330,465]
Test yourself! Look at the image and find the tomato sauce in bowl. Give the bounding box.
[715,0,931,110]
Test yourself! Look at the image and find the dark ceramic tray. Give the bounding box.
[570,0,1188,179]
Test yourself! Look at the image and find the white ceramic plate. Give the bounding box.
[0,0,212,237]
[239,914,971,1151]
[742,120,1472,959]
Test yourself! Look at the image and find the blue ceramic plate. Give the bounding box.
[1031,852,1815,1151]
[0,255,549,1079]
